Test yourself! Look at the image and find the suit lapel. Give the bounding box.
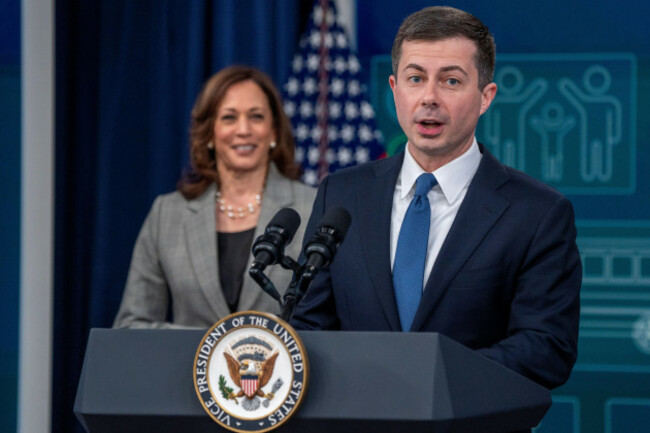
[185,183,231,319]
[411,150,511,332]
[357,155,404,331]
[238,164,293,311]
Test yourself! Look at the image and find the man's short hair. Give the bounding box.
[391,6,496,90]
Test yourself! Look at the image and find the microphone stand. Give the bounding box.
[249,253,309,322]
[249,262,283,307]
[280,263,317,322]
[278,255,311,322]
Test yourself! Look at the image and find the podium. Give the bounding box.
[74,328,550,433]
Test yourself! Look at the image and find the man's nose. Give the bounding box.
[421,82,438,106]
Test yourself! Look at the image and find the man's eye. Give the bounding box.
[408,76,422,84]
[446,78,460,86]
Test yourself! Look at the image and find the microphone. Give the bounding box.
[249,208,301,304]
[251,208,301,269]
[303,206,351,271]
[280,206,351,321]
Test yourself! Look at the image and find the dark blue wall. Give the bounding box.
[0,0,20,431]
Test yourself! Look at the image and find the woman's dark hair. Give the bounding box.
[178,66,300,199]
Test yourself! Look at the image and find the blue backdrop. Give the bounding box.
[358,1,650,432]
[50,1,650,432]
[53,1,310,432]
[0,0,20,431]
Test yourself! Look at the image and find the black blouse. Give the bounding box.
[217,227,256,312]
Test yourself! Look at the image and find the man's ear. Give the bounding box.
[389,75,396,92]
[479,82,497,115]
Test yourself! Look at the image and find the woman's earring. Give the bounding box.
[207,142,214,149]
[270,141,276,150]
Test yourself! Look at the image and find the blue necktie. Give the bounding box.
[393,173,438,331]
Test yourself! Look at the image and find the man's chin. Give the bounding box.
[409,137,446,154]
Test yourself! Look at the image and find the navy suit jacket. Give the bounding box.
[291,145,582,389]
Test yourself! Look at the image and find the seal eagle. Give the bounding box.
[224,351,279,400]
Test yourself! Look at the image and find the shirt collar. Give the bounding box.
[398,138,482,205]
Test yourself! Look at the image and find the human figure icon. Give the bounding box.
[482,65,547,170]
[529,102,576,182]
[558,65,622,183]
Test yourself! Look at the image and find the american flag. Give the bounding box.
[241,374,259,398]
[283,0,386,186]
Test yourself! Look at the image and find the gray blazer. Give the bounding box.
[113,164,316,328]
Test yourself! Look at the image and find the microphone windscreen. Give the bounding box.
[320,206,352,240]
[268,207,301,243]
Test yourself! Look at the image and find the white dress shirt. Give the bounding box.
[390,138,482,289]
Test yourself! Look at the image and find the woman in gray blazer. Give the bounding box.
[114,66,316,329]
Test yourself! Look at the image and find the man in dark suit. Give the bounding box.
[291,6,581,391]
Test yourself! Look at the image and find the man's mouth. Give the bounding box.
[419,120,442,130]
[416,119,444,135]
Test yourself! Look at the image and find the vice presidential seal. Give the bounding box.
[193,311,309,432]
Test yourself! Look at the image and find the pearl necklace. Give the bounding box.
[215,191,262,219]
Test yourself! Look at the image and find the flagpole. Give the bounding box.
[317,0,331,181]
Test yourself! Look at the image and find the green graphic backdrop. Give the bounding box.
[370,51,650,433]
[362,1,650,431]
